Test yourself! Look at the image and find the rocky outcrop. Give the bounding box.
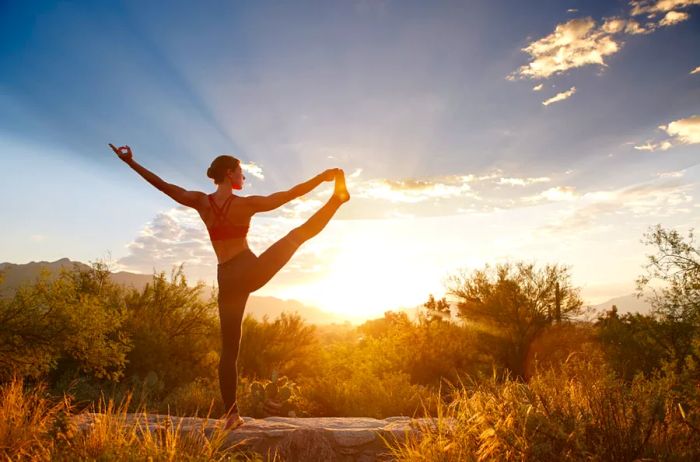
[73,414,429,461]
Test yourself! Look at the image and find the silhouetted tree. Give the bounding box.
[447,262,583,379]
[423,294,451,323]
[632,225,700,372]
[238,312,318,380]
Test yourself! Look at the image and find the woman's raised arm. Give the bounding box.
[246,168,339,213]
[109,143,206,209]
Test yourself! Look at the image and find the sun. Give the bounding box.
[269,220,445,321]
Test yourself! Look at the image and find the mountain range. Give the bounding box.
[0,258,347,325]
[0,258,653,323]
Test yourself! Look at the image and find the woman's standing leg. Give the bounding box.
[246,172,350,292]
[218,289,249,416]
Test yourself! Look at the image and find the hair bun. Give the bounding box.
[206,167,214,179]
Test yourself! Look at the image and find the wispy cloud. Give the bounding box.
[241,161,265,180]
[353,176,475,203]
[512,1,699,81]
[542,87,577,106]
[691,66,700,74]
[632,115,700,152]
[116,207,215,281]
[661,115,700,144]
[532,83,544,91]
[536,186,578,202]
[633,140,673,151]
[601,17,650,34]
[542,178,694,233]
[659,10,690,25]
[498,176,551,186]
[657,170,685,178]
[513,18,620,79]
[630,0,700,16]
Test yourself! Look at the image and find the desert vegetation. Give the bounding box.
[1,224,699,461]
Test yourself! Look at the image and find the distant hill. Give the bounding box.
[590,293,653,316]
[0,258,345,325]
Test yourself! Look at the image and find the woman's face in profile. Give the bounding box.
[229,166,245,190]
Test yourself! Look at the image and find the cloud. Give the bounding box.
[116,207,216,281]
[691,66,700,74]
[353,176,475,203]
[567,8,579,13]
[513,18,620,79]
[277,197,326,219]
[512,2,699,81]
[601,17,650,34]
[532,83,544,91]
[542,179,694,232]
[498,176,551,186]
[542,87,577,106]
[661,115,700,144]
[521,186,578,204]
[115,205,331,287]
[657,170,685,178]
[659,10,690,25]
[241,161,265,180]
[630,0,700,16]
[633,140,673,151]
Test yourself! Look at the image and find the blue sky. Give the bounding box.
[2,0,699,318]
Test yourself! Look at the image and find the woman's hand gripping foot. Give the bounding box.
[333,169,350,203]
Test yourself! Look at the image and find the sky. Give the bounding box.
[1,0,699,320]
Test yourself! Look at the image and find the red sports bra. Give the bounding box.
[207,194,249,241]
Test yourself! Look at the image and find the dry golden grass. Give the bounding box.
[0,377,266,461]
[386,360,700,462]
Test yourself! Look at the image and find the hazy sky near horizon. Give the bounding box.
[1,0,699,319]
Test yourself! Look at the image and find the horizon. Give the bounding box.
[0,256,653,322]
[2,0,699,319]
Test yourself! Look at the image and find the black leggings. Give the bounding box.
[216,197,341,415]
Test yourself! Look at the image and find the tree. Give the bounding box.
[423,294,451,323]
[238,313,318,380]
[633,225,700,372]
[122,266,220,394]
[637,225,700,324]
[596,306,671,380]
[0,263,129,383]
[447,262,583,379]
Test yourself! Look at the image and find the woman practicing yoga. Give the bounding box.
[109,143,350,429]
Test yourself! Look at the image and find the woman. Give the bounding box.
[109,143,349,429]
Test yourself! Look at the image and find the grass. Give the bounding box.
[385,360,700,462]
[0,377,264,462]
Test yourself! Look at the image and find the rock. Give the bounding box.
[72,413,430,461]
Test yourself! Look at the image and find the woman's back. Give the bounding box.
[198,193,254,264]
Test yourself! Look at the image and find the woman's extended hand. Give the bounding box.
[109,143,133,163]
[320,168,340,182]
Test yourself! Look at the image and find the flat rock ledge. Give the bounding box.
[72,414,433,461]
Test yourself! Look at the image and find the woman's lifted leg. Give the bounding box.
[246,170,350,293]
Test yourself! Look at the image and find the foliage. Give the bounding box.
[386,358,700,462]
[0,262,129,383]
[632,225,700,373]
[243,373,299,418]
[119,266,220,402]
[596,307,678,379]
[447,262,583,378]
[0,378,257,462]
[238,313,318,380]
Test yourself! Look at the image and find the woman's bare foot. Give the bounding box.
[333,169,350,203]
[223,413,245,431]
